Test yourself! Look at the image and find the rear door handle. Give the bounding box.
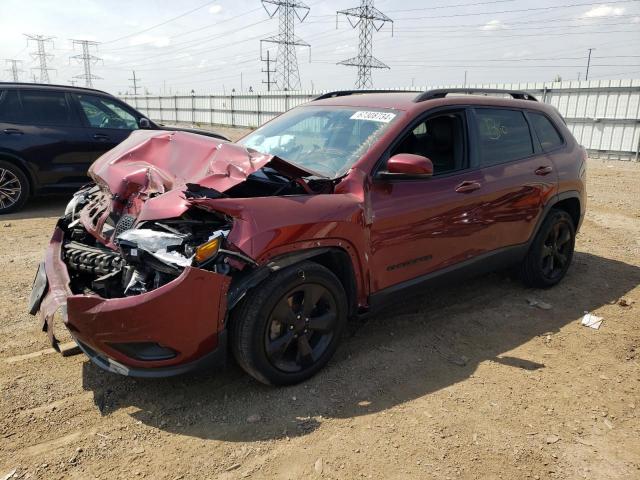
[535,166,553,176]
[93,133,110,141]
[455,181,482,193]
[3,128,23,135]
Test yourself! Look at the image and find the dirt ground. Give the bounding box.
[0,129,638,479]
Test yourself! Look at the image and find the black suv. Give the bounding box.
[0,83,228,214]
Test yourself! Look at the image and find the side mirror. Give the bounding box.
[139,117,151,129]
[382,153,434,178]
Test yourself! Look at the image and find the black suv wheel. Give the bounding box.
[0,160,30,214]
[521,208,575,288]
[231,261,348,385]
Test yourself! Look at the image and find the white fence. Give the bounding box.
[121,79,640,161]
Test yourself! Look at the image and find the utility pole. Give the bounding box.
[129,70,141,95]
[261,49,276,91]
[70,39,102,87]
[464,70,468,87]
[336,0,393,89]
[4,59,23,82]
[585,48,595,81]
[24,34,56,83]
[261,0,310,91]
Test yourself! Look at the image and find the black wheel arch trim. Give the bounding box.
[227,246,358,316]
[529,190,582,246]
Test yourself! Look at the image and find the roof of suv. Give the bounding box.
[311,89,557,117]
[0,82,113,97]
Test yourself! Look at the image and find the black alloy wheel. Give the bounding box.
[540,220,573,282]
[231,261,348,385]
[265,283,337,373]
[520,208,575,288]
[0,161,29,214]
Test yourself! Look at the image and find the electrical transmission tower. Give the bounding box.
[261,1,310,91]
[4,59,23,81]
[336,0,393,89]
[261,50,276,91]
[129,70,141,95]
[70,39,102,88]
[24,34,56,83]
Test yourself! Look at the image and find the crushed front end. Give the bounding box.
[30,185,239,376]
[27,131,281,376]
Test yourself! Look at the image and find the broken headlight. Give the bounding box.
[117,228,193,269]
[194,236,222,264]
[117,228,228,271]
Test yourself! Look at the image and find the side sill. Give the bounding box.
[365,243,528,316]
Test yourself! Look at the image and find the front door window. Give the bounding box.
[78,95,138,130]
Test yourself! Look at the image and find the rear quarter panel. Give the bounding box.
[546,111,587,225]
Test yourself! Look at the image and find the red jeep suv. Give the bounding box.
[29,89,586,385]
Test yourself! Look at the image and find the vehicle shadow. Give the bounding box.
[2,195,69,221]
[80,251,639,442]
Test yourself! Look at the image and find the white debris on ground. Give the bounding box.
[581,312,604,329]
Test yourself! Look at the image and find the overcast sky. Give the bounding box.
[1,0,639,95]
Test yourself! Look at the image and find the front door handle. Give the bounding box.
[455,181,482,193]
[93,133,110,141]
[3,128,23,135]
[535,165,553,176]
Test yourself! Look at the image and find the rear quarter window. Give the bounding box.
[475,108,534,166]
[0,90,22,122]
[528,112,564,151]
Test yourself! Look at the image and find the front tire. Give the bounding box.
[520,209,575,288]
[230,261,348,385]
[0,161,30,214]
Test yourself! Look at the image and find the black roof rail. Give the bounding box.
[414,88,538,102]
[314,89,417,101]
[0,81,109,95]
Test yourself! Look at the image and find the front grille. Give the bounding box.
[115,214,136,239]
[63,241,124,276]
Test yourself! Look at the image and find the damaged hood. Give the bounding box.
[88,129,317,211]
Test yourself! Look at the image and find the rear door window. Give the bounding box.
[528,112,564,151]
[20,90,77,126]
[474,109,534,166]
[0,90,22,122]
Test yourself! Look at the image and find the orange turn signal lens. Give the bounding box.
[195,237,221,263]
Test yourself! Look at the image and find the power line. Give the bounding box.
[4,59,23,82]
[392,28,639,39]
[102,0,219,44]
[390,0,640,21]
[70,39,102,87]
[337,0,394,89]
[261,1,311,91]
[24,34,56,83]
[399,20,640,32]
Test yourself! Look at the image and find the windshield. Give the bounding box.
[239,106,400,178]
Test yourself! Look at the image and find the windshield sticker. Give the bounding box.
[350,111,396,123]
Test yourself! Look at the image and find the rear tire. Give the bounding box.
[520,209,575,288]
[230,261,348,386]
[0,160,30,214]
